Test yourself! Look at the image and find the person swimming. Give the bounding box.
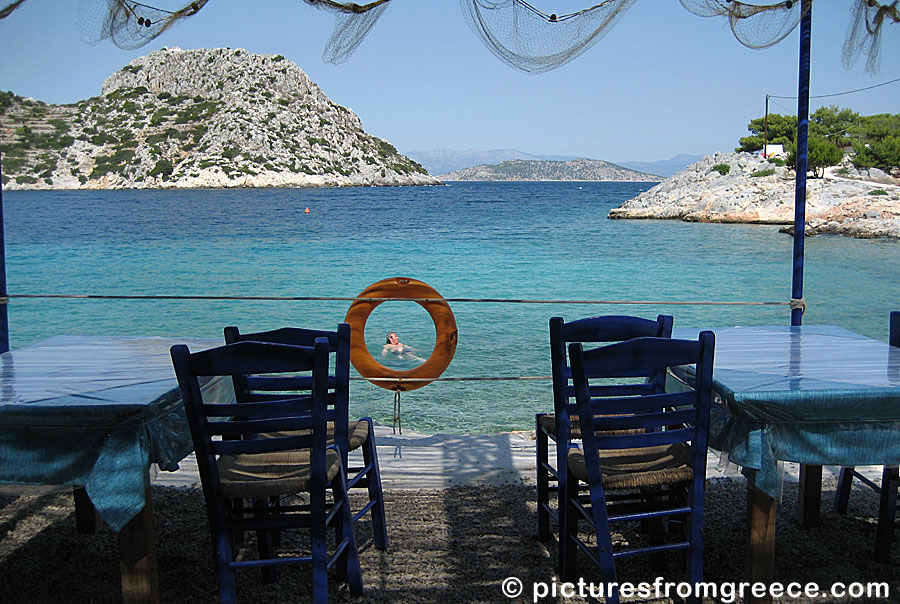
[382,332,425,362]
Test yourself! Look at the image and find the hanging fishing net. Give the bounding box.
[302,0,392,64]
[0,0,25,20]
[679,0,802,49]
[0,0,897,75]
[843,0,900,74]
[460,0,637,74]
[77,0,209,49]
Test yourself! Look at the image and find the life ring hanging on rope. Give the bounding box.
[344,277,458,392]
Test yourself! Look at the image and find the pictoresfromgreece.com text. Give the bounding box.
[499,576,891,602]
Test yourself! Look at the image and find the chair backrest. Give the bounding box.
[171,339,332,503]
[568,332,715,478]
[890,311,899,348]
[550,315,674,432]
[223,324,351,464]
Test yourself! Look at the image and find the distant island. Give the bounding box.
[0,47,438,190]
[438,158,659,182]
[404,148,702,177]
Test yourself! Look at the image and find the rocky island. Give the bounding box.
[439,157,657,181]
[1,47,439,190]
[610,152,900,239]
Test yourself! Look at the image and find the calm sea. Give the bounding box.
[4,182,898,433]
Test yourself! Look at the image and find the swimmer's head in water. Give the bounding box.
[386,332,399,345]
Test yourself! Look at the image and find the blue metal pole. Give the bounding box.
[791,0,812,327]
[0,139,7,352]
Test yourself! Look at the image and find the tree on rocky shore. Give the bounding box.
[737,113,797,153]
[787,137,843,178]
[737,105,900,175]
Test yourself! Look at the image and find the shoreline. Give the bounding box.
[609,152,900,239]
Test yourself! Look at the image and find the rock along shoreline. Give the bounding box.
[610,152,900,239]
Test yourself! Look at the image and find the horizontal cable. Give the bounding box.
[769,74,900,99]
[6,294,790,306]
[351,375,551,382]
[5,293,788,385]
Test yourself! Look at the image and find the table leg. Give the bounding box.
[798,464,822,528]
[73,486,101,534]
[875,466,899,563]
[747,484,776,604]
[118,486,160,604]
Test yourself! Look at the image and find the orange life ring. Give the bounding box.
[344,277,458,391]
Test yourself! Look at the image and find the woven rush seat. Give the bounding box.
[538,413,644,439]
[217,447,343,499]
[567,443,693,489]
[262,419,370,451]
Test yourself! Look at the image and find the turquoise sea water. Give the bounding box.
[4,182,899,433]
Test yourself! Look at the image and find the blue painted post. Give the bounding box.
[0,141,8,353]
[791,0,812,327]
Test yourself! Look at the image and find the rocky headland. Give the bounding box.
[609,152,900,239]
[439,157,658,181]
[1,47,439,190]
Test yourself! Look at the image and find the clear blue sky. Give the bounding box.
[1,0,898,162]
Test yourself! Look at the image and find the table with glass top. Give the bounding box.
[672,325,900,603]
[0,335,226,604]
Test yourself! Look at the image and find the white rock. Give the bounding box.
[609,152,900,239]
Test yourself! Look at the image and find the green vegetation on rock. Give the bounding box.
[737,105,900,176]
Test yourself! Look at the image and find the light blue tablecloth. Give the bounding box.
[0,336,226,531]
[672,325,900,497]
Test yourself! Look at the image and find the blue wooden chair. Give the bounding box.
[171,339,363,604]
[536,314,674,543]
[834,310,900,563]
[561,332,715,604]
[224,323,387,551]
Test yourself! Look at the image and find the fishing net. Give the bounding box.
[843,0,900,73]
[303,0,392,64]
[679,0,802,49]
[0,0,25,20]
[0,0,897,75]
[77,0,209,49]
[460,0,637,74]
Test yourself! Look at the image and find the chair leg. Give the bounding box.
[875,466,899,563]
[834,467,855,514]
[253,499,277,584]
[311,484,329,604]
[212,527,238,604]
[560,467,579,581]
[536,415,550,541]
[554,441,570,552]
[587,485,619,604]
[269,495,282,547]
[362,419,389,551]
[332,472,364,596]
[686,507,704,604]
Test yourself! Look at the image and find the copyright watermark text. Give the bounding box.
[499,576,890,602]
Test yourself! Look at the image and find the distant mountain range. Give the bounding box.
[615,153,706,178]
[404,148,703,178]
[439,158,658,182]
